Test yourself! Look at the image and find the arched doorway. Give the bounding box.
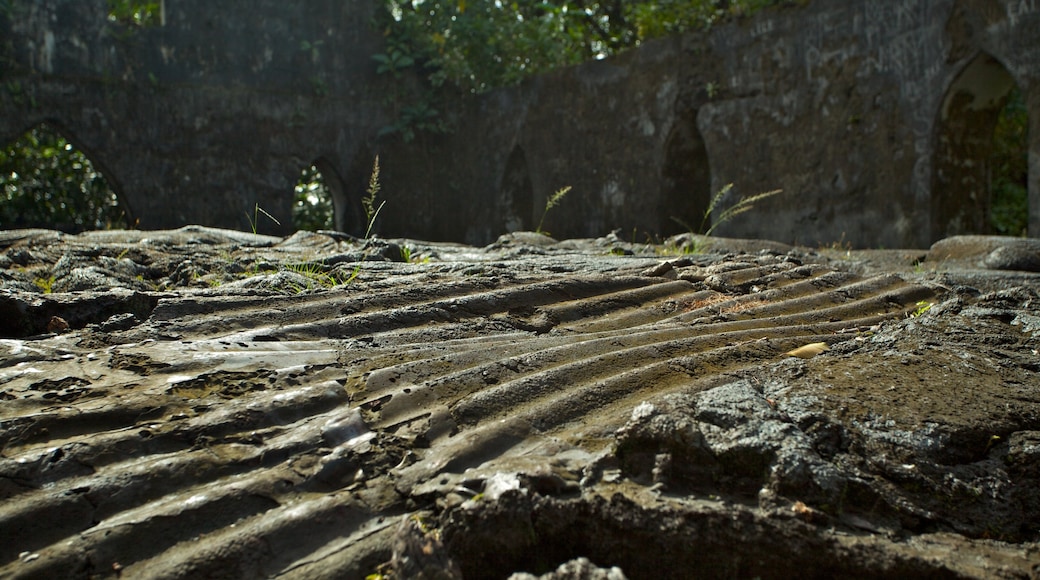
[932,53,1027,240]
[989,86,1029,236]
[293,159,346,232]
[660,107,711,236]
[0,122,131,232]
[500,145,533,232]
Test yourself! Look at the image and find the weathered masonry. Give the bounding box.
[2,0,1038,247]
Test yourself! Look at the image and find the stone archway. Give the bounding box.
[0,121,133,231]
[341,150,378,237]
[292,160,340,232]
[932,53,1021,240]
[500,145,534,233]
[660,107,711,236]
[312,158,352,234]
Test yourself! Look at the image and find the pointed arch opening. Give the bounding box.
[293,160,338,232]
[0,122,132,232]
[341,150,378,238]
[500,145,533,232]
[660,107,711,236]
[932,53,1028,240]
[292,157,361,234]
[989,86,1029,236]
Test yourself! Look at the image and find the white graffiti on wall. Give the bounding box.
[722,0,981,151]
[1007,0,1039,26]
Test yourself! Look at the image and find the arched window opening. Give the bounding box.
[341,150,376,237]
[293,164,335,231]
[293,158,351,233]
[989,86,1028,236]
[660,107,711,236]
[932,53,1027,240]
[500,145,533,232]
[0,123,129,232]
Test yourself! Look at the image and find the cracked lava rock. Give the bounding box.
[1,226,1039,579]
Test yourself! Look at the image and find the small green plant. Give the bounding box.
[399,245,431,264]
[345,264,362,284]
[706,81,719,99]
[284,260,338,290]
[908,300,933,318]
[666,216,710,255]
[246,203,280,235]
[372,39,415,79]
[338,156,390,287]
[33,275,55,293]
[300,39,324,61]
[536,186,572,235]
[699,183,782,237]
[821,233,852,259]
[661,239,708,256]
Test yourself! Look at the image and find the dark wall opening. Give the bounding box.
[500,145,534,232]
[660,107,711,236]
[0,122,131,232]
[293,159,345,232]
[989,86,1029,237]
[341,151,378,237]
[932,53,1025,240]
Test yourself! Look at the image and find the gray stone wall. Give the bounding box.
[1,0,386,235]
[378,0,1039,248]
[2,0,1037,247]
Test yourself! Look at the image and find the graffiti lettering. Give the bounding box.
[1007,0,1039,26]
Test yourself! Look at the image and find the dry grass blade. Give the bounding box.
[545,185,571,211]
[700,183,734,232]
[536,185,572,235]
[785,342,829,359]
[363,156,383,240]
[706,187,782,237]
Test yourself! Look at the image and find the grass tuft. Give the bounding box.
[246,203,281,235]
[700,184,782,237]
[362,156,385,240]
[536,185,572,235]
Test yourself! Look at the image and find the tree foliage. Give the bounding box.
[293,165,335,232]
[376,0,784,94]
[106,0,161,27]
[989,87,1028,236]
[0,125,128,232]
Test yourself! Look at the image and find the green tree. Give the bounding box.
[376,0,784,95]
[0,125,128,232]
[373,0,785,140]
[293,165,335,231]
[106,0,161,27]
[990,87,1028,236]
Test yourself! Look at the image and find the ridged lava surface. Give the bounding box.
[0,248,949,578]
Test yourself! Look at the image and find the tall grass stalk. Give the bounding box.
[536,186,572,235]
[246,203,281,235]
[700,184,782,237]
[362,156,386,240]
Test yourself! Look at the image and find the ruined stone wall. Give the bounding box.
[0,0,386,235]
[2,0,1037,246]
[379,0,1039,248]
